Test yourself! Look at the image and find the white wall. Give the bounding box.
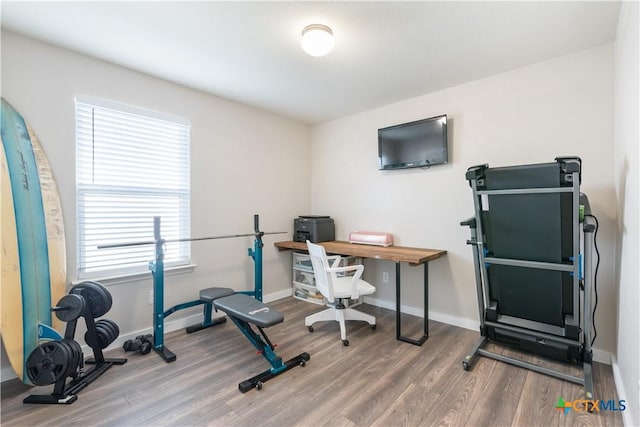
[1,31,310,379]
[310,45,617,360]
[613,1,639,425]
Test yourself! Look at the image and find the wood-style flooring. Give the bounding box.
[1,298,623,426]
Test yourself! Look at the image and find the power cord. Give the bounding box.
[585,214,599,346]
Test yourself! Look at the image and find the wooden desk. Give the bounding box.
[274,240,447,346]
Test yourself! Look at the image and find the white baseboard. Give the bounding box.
[1,366,17,383]
[363,296,479,331]
[361,296,612,365]
[1,288,293,384]
[592,348,611,365]
[263,288,293,303]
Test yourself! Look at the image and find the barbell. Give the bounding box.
[98,230,285,249]
[97,214,285,250]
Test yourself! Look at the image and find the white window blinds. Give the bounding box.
[76,96,191,279]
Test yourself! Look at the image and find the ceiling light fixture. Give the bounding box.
[301,24,334,57]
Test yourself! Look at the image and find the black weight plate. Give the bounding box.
[85,281,113,315]
[58,340,77,378]
[98,319,119,340]
[84,326,103,349]
[69,284,99,318]
[54,294,86,322]
[100,319,118,340]
[98,324,116,347]
[94,324,113,349]
[83,329,94,348]
[56,340,72,378]
[96,324,111,349]
[95,319,114,337]
[71,282,110,318]
[63,339,82,376]
[66,339,82,372]
[53,340,73,380]
[106,319,119,338]
[94,322,114,348]
[70,339,83,368]
[26,341,69,386]
[71,281,112,318]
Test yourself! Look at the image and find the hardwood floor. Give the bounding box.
[1,298,623,426]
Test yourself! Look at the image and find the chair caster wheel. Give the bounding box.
[342,339,349,346]
[300,360,306,367]
[371,324,376,330]
[462,361,469,371]
[307,326,313,333]
[256,381,263,390]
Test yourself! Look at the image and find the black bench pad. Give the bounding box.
[213,294,283,328]
[199,287,235,302]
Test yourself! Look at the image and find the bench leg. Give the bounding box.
[227,316,310,393]
[239,352,310,393]
[185,302,227,334]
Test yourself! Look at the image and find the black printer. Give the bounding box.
[293,215,335,243]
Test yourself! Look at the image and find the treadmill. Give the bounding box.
[461,157,596,398]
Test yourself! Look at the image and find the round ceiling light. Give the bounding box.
[301,24,335,57]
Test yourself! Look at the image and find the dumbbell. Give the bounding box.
[122,334,153,355]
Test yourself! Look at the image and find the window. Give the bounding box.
[76,96,190,279]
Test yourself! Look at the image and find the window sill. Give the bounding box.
[72,263,196,287]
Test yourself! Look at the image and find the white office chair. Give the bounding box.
[305,241,376,346]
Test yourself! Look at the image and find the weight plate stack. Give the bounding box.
[26,341,74,386]
[86,319,120,349]
[85,326,107,350]
[62,339,83,378]
[70,281,112,318]
[98,319,120,340]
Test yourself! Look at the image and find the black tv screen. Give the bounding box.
[378,115,448,170]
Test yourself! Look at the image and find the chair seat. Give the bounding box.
[305,240,377,345]
[331,276,375,299]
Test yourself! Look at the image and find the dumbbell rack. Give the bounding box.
[24,283,127,404]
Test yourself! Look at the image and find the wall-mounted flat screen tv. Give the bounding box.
[378,114,448,170]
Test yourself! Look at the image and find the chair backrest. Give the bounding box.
[306,241,335,302]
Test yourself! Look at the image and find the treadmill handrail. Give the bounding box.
[484,257,574,272]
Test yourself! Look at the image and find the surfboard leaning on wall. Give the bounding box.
[1,97,66,383]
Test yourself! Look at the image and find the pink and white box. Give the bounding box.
[348,231,393,247]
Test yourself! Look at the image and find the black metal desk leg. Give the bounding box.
[424,262,429,337]
[396,261,429,346]
[396,262,401,340]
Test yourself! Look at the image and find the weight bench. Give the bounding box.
[213,294,310,393]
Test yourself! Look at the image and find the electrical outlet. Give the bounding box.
[383,271,389,283]
[149,290,153,305]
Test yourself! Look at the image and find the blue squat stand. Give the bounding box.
[149,215,267,363]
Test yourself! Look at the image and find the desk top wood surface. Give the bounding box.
[274,240,446,266]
